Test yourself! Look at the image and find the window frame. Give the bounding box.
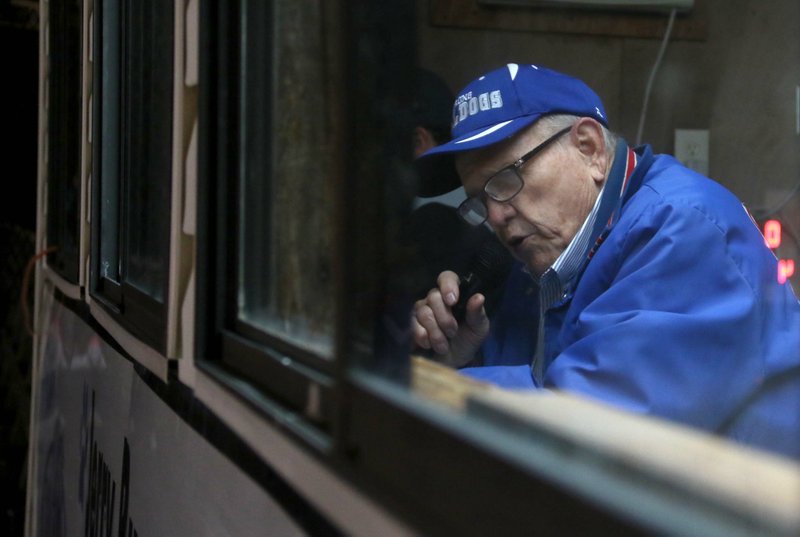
[89,0,175,353]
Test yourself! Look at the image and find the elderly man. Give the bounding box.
[412,63,800,459]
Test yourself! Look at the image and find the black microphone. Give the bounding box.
[451,236,514,323]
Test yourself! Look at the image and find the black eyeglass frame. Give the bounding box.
[457,125,573,226]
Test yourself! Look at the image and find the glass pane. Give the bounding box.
[356,0,800,466]
[237,0,335,357]
[98,0,121,282]
[124,0,173,301]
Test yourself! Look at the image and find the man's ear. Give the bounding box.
[413,126,438,158]
[571,117,608,183]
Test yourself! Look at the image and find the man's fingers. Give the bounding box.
[409,313,431,350]
[425,287,458,339]
[411,271,490,362]
[464,293,488,327]
[436,270,461,307]
[413,299,451,355]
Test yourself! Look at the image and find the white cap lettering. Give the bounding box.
[490,90,503,108]
[469,97,479,115]
[458,102,468,121]
[478,93,490,111]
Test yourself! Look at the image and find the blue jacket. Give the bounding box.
[461,144,800,460]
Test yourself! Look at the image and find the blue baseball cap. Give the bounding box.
[414,63,608,197]
[421,63,608,159]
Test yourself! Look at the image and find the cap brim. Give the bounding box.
[420,114,541,158]
[413,114,541,197]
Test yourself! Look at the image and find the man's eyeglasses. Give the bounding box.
[457,126,572,226]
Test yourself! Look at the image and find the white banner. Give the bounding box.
[29,301,306,536]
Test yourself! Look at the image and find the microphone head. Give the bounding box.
[453,235,514,321]
[472,236,514,288]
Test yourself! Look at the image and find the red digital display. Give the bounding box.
[764,219,782,249]
[778,259,795,284]
[763,219,795,284]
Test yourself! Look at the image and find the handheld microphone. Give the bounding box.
[451,237,514,323]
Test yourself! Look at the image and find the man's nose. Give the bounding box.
[486,198,515,226]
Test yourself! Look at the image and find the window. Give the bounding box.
[195,1,800,534]
[197,0,343,446]
[91,0,174,351]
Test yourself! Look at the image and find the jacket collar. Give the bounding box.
[584,142,654,262]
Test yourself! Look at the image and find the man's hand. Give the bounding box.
[411,270,490,367]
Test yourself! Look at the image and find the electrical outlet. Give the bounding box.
[674,129,709,175]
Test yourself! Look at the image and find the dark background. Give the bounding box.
[0,2,39,536]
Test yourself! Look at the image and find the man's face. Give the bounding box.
[455,121,605,277]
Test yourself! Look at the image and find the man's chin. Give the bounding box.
[523,252,557,279]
